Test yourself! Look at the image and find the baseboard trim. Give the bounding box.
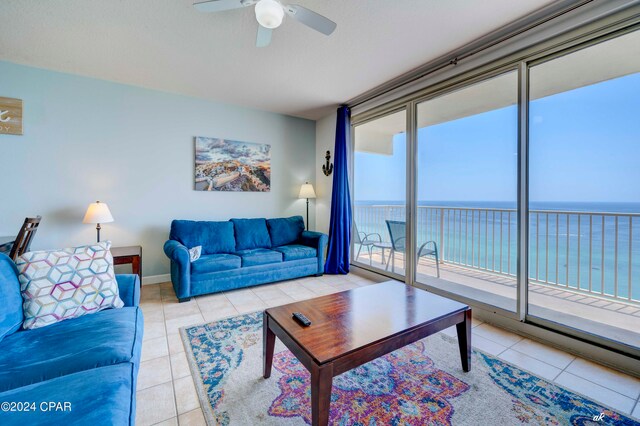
[142,274,170,285]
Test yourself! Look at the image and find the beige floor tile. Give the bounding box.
[165,314,205,335]
[136,382,176,426]
[440,326,457,338]
[224,288,260,304]
[141,300,164,315]
[473,323,523,347]
[144,320,167,341]
[138,356,173,390]
[253,285,289,301]
[142,307,165,323]
[171,351,191,379]
[178,408,206,426]
[632,403,640,419]
[234,301,266,314]
[279,285,316,300]
[163,300,201,321]
[201,305,240,322]
[167,333,186,355]
[498,349,562,381]
[565,358,640,399]
[174,375,200,415]
[153,418,178,426]
[264,295,295,308]
[141,336,169,362]
[195,293,231,310]
[471,318,484,328]
[471,334,508,356]
[510,338,575,369]
[554,371,636,414]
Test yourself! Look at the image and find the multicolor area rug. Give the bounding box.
[180,312,639,425]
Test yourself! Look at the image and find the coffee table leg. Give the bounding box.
[456,309,472,372]
[263,312,275,379]
[311,364,333,426]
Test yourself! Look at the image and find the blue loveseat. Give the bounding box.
[163,216,328,302]
[0,253,143,426]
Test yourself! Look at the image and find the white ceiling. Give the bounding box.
[0,0,556,120]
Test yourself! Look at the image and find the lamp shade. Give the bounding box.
[255,0,284,29]
[83,201,114,224]
[298,182,316,199]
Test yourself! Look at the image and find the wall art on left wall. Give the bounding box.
[0,97,23,135]
[194,136,271,192]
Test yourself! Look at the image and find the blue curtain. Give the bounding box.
[325,106,352,274]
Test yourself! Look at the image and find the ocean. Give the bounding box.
[354,200,640,300]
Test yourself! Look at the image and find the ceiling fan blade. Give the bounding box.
[256,25,273,47]
[284,4,337,36]
[193,0,252,13]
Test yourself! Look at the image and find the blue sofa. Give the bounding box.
[163,216,328,302]
[0,253,143,426]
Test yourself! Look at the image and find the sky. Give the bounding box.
[354,72,640,205]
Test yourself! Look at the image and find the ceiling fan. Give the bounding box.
[194,0,337,47]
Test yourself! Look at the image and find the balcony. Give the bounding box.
[354,204,640,350]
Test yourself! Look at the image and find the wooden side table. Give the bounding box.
[111,246,143,282]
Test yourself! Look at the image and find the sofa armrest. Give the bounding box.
[299,231,328,275]
[116,274,140,307]
[163,240,191,299]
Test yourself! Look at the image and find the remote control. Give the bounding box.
[292,312,311,327]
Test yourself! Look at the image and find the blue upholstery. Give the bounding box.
[117,274,141,307]
[0,254,23,342]
[0,306,143,392]
[170,220,235,254]
[0,364,135,426]
[164,217,328,299]
[192,254,241,274]
[231,218,271,250]
[235,248,283,267]
[274,244,317,261]
[0,268,143,425]
[267,216,305,247]
[190,258,319,295]
[300,231,329,276]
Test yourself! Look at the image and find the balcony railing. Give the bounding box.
[354,204,639,305]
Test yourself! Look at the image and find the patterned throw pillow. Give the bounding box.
[15,241,124,330]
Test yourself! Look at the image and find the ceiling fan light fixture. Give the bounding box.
[255,0,284,29]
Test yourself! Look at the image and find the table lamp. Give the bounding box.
[83,201,114,243]
[298,182,316,230]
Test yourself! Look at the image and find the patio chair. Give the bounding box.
[353,223,382,265]
[385,220,440,277]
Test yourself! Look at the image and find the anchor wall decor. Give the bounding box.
[322,150,333,176]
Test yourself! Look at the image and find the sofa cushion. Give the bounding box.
[267,216,305,247]
[0,363,135,426]
[274,244,317,261]
[231,218,272,250]
[170,220,235,254]
[235,248,283,267]
[16,241,124,330]
[191,254,241,274]
[0,254,23,343]
[0,306,143,392]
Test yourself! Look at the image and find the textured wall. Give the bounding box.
[314,112,337,235]
[0,61,316,278]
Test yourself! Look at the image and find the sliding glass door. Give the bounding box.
[414,71,519,312]
[352,109,407,278]
[527,30,640,350]
[350,24,640,355]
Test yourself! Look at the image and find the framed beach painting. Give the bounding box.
[194,136,271,192]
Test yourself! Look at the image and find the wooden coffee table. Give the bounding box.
[263,280,471,426]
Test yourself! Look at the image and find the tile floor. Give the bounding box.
[137,273,640,425]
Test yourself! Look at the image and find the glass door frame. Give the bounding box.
[349,21,640,359]
[350,104,411,284]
